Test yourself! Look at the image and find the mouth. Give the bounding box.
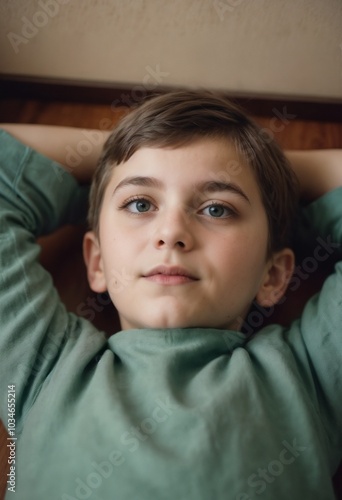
[142,265,199,285]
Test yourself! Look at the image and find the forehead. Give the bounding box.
[106,137,259,193]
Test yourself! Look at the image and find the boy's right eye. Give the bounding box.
[121,197,155,213]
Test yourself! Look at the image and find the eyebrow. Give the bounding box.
[112,176,250,204]
[198,181,250,204]
[112,176,163,196]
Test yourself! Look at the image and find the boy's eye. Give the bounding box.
[125,198,153,213]
[202,203,235,218]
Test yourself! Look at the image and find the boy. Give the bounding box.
[0,90,341,500]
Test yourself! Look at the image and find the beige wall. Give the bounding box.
[1,0,341,101]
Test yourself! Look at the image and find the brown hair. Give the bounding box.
[88,90,299,254]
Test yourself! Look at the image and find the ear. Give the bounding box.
[256,248,295,307]
[83,231,107,293]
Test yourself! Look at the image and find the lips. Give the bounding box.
[143,265,198,285]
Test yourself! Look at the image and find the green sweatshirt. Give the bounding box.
[0,131,341,500]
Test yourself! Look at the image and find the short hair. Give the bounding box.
[88,90,299,254]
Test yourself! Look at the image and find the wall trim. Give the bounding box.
[1,74,341,122]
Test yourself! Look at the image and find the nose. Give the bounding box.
[153,208,194,251]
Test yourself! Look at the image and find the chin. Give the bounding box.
[143,315,218,330]
[144,317,191,330]
[123,313,199,330]
[119,302,232,330]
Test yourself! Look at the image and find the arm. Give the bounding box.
[285,149,342,202]
[0,130,103,428]
[283,150,342,464]
[0,124,110,183]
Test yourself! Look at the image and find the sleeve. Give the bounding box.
[0,130,96,430]
[286,186,342,467]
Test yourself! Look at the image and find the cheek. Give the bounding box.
[103,236,130,270]
[100,228,142,290]
[101,244,134,304]
[101,219,140,258]
[212,229,267,281]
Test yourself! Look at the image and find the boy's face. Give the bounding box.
[85,137,290,331]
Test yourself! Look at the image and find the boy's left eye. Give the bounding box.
[201,204,235,218]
